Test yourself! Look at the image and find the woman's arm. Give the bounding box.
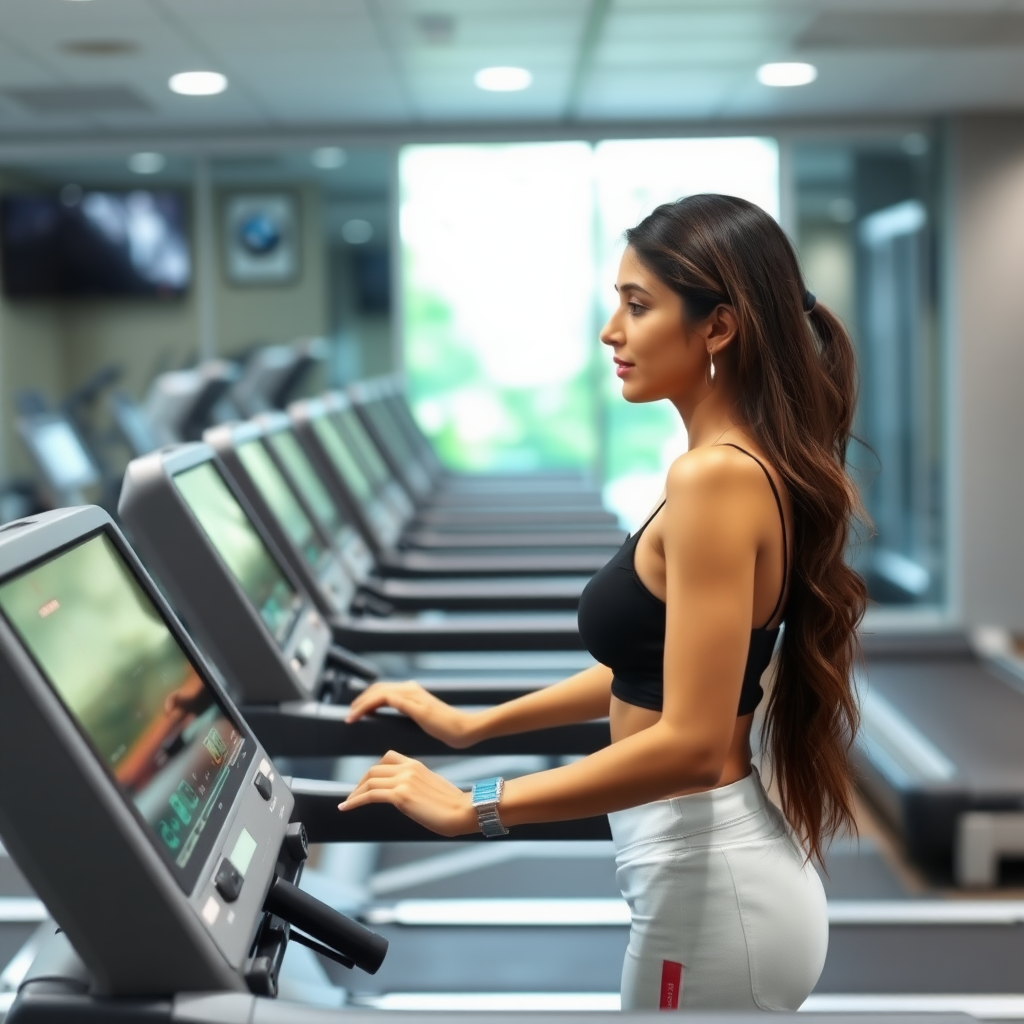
[342,449,764,835]
[344,662,613,749]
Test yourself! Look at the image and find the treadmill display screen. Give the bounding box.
[237,440,327,571]
[311,417,373,502]
[334,410,389,489]
[266,431,341,536]
[175,462,302,646]
[368,403,415,465]
[0,532,247,893]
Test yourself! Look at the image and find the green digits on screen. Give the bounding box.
[162,781,201,844]
[159,817,182,850]
[204,727,227,765]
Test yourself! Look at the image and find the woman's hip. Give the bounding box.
[609,770,829,1010]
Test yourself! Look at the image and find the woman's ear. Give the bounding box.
[706,304,738,357]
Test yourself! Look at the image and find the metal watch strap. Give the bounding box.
[471,776,509,837]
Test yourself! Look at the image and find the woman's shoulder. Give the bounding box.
[665,443,771,502]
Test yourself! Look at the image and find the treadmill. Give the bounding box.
[117,450,607,754]
[348,376,620,528]
[248,412,596,612]
[118,443,587,656]
[0,507,611,1023]
[287,396,619,578]
[226,338,329,420]
[143,360,241,446]
[330,391,628,549]
[108,389,162,457]
[377,374,607,501]
[14,410,103,510]
[205,416,591,614]
[851,629,1024,886]
[298,391,625,553]
[0,516,1003,1018]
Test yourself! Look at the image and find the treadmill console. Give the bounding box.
[261,419,377,582]
[205,421,358,616]
[16,411,101,499]
[293,397,402,547]
[0,507,292,995]
[330,394,415,521]
[119,444,331,704]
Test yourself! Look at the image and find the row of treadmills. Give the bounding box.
[0,356,1021,1020]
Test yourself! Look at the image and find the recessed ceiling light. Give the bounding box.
[168,71,227,96]
[474,66,532,92]
[756,62,818,87]
[341,219,374,245]
[128,152,166,175]
[311,147,347,170]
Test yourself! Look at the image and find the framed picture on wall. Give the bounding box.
[223,192,300,285]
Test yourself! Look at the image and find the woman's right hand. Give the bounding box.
[345,681,479,750]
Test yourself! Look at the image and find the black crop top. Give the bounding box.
[577,444,788,717]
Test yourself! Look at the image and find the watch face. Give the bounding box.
[472,777,503,807]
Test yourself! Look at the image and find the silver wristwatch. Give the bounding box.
[471,776,509,837]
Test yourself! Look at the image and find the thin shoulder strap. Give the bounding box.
[717,443,789,625]
[632,499,667,539]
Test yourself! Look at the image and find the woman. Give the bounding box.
[341,194,867,1011]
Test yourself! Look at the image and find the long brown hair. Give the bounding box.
[626,194,867,862]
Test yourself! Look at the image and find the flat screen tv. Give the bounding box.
[0,190,190,299]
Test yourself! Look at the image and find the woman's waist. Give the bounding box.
[608,694,755,780]
[608,768,785,852]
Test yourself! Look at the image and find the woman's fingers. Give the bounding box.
[379,749,413,765]
[338,754,476,835]
[343,752,418,802]
[344,686,472,750]
[346,682,423,723]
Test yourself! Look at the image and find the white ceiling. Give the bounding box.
[1,0,1024,145]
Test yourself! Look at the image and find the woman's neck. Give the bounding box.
[674,383,742,450]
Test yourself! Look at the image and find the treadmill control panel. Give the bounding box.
[173,461,331,697]
[0,532,252,895]
[0,521,293,972]
[175,463,303,646]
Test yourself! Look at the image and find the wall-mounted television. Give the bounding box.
[0,190,191,299]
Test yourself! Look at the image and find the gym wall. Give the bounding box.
[0,179,331,477]
[949,115,1024,631]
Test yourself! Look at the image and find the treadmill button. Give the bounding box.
[253,771,273,801]
[296,637,316,664]
[214,859,243,903]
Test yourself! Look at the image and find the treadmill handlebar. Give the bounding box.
[263,876,388,975]
[287,777,613,843]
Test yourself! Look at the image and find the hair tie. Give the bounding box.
[803,289,817,313]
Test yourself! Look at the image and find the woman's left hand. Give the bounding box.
[338,751,479,837]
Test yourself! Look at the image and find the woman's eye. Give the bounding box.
[627,302,646,316]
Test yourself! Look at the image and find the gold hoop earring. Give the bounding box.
[706,352,716,389]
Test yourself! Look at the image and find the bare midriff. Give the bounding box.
[609,694,754,799]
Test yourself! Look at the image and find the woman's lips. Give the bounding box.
[614,358,634,378]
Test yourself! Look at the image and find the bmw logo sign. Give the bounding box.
[238,213,281,256]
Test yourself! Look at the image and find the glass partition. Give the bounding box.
[792,135,943,608]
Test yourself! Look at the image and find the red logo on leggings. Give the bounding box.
[660,960,683,1009]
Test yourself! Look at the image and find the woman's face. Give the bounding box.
[600,246,709,405]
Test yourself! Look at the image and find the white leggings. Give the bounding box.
[608,770,828,1011]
